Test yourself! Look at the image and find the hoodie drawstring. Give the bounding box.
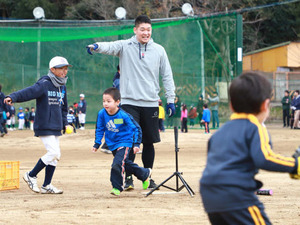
[139,43,141,60]
[138,43,148,60]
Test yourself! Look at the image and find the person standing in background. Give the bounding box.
[291,90,300,129]
[78,94,87,130]
[73,102,79,129]
[201,104,211,134]
[281,90,290,128]
[24,107,30,129]
[158,99,165,132]
[207,91,219,129]
[173,95,181,129]
[197,95,204,128]
[181,104,188,133]
[188,105,197,128]
[0,84,9,137]
[113,65,120,90]
[17,107,25,130]
[29,107,36,130]
[7,103,16,131]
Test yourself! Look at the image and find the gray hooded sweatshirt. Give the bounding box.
[94,35,175,107]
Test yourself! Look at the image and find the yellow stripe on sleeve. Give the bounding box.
[248,206,261,225]
[252,206,266,225]
[259,125,295,166]
[231,113,295,167]
[248,205,266,225]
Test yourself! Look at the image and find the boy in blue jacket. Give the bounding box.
[4,56,72,194]
[92,87,151,196]
[201,103,211,134]
[200,71,300,224]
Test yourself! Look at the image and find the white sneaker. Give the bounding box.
[100,148,112,154]
[80,127,85,130]
[41,184,63,194]
[23,172,40,193]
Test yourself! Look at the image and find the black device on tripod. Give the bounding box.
[145,126,195,197]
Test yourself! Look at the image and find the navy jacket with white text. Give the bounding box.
[8,75,68,136]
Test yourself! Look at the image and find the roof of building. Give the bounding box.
[243,41,292,56]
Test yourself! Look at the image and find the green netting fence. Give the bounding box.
[0,14,242,124]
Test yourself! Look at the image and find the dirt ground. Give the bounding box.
[1,124,300,225]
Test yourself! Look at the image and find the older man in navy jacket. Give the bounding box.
[291,90,300,129]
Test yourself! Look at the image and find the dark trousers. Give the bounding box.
[158,119,165,131]
[111,147,149,191]
[212,110,219,128]
[25,119,30,129]
[0,113,4,134]
[290,110,295,128]
[198,113,203,127]
[208,205,271,225]
[283,108,290,126]
[181,117,188,132]
[204,122,210,133]
[75,117,79,128]
[121,105,159,178]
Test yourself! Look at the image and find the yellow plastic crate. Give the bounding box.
[0,161,20,191]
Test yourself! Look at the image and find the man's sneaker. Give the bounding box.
[142,168,152,190]
[124,176,134,191]
[110,188,120,196]
[23,172,40,193]
[41,184,63,194]
[0,133,5,137]
[148,178,159,190]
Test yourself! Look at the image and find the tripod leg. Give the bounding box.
[145,173,176,197]
[177,173,195,197]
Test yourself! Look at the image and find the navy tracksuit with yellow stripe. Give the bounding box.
[200,113,298,225]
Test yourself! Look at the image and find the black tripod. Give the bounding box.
[146,126,195,197]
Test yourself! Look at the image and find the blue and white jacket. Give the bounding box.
[18,112,25,120]
[93,108,142,151]
[8,75,68,136]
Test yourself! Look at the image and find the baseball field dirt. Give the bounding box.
[1,124,300,224]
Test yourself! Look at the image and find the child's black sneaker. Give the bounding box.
[124,175,134,191]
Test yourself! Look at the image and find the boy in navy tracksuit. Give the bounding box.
[4,56,72,194]
[200,71,300,225]
[92,87,151,196]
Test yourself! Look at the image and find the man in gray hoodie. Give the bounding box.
[207,91,220,129]
[87,15,175,190]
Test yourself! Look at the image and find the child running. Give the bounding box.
[92,87,151,196]
[4,56,72,194]
[200,71,300,225]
